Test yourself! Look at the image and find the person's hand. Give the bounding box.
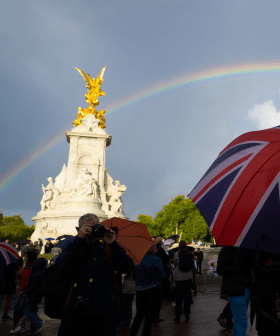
[101,228,116,244]
[76,224,93,240]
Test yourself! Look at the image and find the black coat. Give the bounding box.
[22,258,46,303]
[155,245,170,276]
[0,254,6,294]
[55,237,133,319]
[217,246,246,296]
[194,251,204,262]
[45,243,53,254]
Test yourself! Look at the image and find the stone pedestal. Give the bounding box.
[31,114,127,243]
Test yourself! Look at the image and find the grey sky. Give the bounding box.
[1,1,280,225]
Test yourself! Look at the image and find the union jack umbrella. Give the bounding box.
[0,242,20,265]
[188,126,280,249]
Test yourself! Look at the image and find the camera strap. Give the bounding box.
[103,242,121,314]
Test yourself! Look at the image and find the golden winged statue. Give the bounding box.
[73,67,107,129]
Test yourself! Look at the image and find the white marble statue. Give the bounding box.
[108,180,127,214]
[40,221,57,237]
[40,177,60,211]
[70,168,99,198]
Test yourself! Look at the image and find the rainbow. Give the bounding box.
[1,60,280,194]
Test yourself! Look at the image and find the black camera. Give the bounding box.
[71,295,91,312]
[87,224,107,239]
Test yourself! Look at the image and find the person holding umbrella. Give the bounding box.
[130,242,165,336]
[217,246,250,335]
[237,234,280,336]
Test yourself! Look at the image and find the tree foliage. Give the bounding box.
[0,212,35,242]
[137,195,214,244]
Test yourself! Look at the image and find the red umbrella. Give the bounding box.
[188,126,280,250]
[101,217,154,265]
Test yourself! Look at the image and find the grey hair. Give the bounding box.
[78,213,100,228]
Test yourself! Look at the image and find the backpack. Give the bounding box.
[179,252,194,272]
[249,235,280,333]
[39,242,120,319]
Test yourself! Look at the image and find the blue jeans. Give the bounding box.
[174,280,192,317]
[227,287,250,336]
[117,293,135,328]
[24,303,42,331]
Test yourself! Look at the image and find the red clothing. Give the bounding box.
[19,261,34,292]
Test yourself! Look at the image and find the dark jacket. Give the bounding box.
[237,246,280,334]
[45,243,54,254]
[133,254,165,290]
[194,251,204,262]
[155,244,170,277]
[0,254,6,294]
[217,246,246,296]
[22,258,47,303]
[55,237,133,319]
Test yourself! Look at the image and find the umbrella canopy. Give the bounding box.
[189,126,280,250]
[163,239,175,246]
[55,236,75,250]
[208,259,218,264]
[56,235,72,241]
[0,242,20,265]
[45,238,55,241]
[101,217,154,265]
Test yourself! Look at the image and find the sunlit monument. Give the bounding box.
[31,67,127,242]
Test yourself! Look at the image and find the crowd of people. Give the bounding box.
[0,214,206,335]
[1,214,278,336]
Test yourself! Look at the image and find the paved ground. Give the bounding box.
[0,284,258,336]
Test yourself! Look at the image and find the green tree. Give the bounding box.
[0,213,35,242]
[137,214,157,236]
[137,196,214,244]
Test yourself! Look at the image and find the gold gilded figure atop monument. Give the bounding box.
[73,67,107,129]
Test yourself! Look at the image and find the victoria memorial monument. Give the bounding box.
[31,67,126,242]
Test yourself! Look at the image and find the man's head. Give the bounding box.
[197,248,200,252]
[199,239,202,242]
[78,213,101,243]
[78,213,100,228]
[5,239,9,244]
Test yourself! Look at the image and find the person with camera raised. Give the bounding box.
[55,213,133,336]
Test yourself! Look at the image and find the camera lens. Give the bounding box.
[91,224,106,239]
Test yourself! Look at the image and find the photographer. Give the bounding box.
[55,213,133,336]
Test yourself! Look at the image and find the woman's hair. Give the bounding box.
[146,243,157,254]
[178,241,189,256]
